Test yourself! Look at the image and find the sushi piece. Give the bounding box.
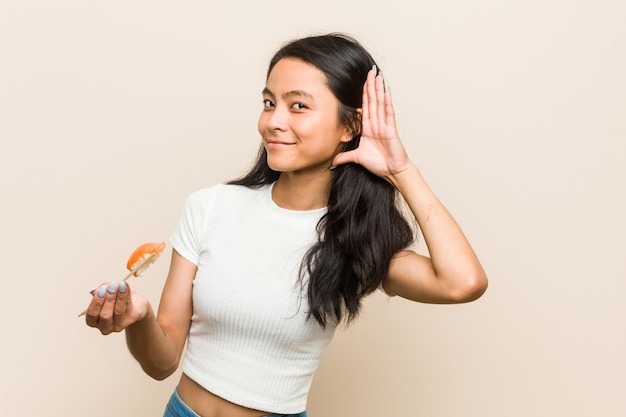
[126,241,166,277]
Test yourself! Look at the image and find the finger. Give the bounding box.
[384,89,397,127]
[331,149,359,167]
[366,68,378,131]
[361,69,372,121]
[85,284,108,328]
[113,281,129,330]
[97,281,119,335]
[375,72,386,124]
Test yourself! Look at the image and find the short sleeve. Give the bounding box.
[169,190,208,265]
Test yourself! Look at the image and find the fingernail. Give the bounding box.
[97,285,107,298]
[119,281,127,293]
[107,281,116,295]
[329,165,337,170]
[372,64,378,75]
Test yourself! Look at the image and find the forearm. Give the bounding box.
[125,306,181,380]
[389,163,487,296]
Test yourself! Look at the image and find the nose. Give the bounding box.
[265,106,288,132]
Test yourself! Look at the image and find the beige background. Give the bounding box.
[1,1,625,416]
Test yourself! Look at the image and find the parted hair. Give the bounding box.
[228,33,414,327]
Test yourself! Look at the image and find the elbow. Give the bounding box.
[151,372,174,382]
[142,362,179,381]
[450,270,488,303]
[146,367,177,381]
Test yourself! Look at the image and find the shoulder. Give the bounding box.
[183,183,270,212]
[186,183,260,203]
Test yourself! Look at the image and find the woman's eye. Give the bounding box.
[262,99,274,108]
[291,102,308,110]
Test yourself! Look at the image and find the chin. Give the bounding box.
[265,154,333,175]
[266,161,295,173]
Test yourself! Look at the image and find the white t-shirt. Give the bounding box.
[170,183,337,414]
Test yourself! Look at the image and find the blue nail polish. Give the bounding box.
[107,281,116,295]
[119,281,127,293]
[97,285,107,298]
[372,64,377,74]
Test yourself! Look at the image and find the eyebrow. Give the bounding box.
[262,87,314,100]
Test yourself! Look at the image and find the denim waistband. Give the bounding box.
[164,389,201,417]
[163,388,307,417]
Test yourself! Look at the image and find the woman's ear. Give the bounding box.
[340,128,353,143]
[341,109,362,143]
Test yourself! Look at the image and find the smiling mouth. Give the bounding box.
[266,141,295,148]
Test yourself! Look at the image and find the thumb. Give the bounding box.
[331,149,359,168]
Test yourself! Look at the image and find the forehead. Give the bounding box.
[265,58,331,96]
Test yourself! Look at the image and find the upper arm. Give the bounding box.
[382,250,487,304]
[155,249,196,358]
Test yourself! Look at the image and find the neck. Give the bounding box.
[272,170,333,211]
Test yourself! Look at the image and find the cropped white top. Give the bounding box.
[170,183,336,414]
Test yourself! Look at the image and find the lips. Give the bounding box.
[266,140,295,148]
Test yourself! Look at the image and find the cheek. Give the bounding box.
[257,114,266,134]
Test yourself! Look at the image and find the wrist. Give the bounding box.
[127,302,154,331]
[387,162,421,190]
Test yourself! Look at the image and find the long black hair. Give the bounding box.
[229,33,415,327]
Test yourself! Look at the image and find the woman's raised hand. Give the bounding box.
[332,66,412,182]
[84,281,149,335]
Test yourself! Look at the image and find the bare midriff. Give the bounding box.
[177,373,268,417]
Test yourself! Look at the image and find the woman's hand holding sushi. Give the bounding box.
[83,242,165,333]
[84,281,150,335]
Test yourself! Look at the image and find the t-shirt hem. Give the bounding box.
[181,368,307,415]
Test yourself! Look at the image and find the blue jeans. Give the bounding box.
[163,389,307,417]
